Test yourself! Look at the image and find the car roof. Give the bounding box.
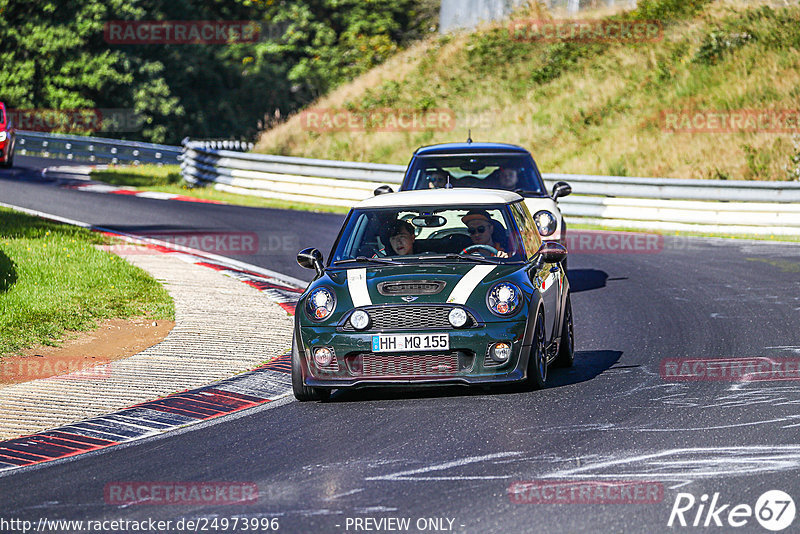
[356,188,523,209]
[413,142,531,156]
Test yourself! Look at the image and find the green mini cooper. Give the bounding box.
[292,189,573,401]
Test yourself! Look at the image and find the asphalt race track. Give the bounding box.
[2,157,800,533]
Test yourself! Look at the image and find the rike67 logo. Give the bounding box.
[668,490,796,531]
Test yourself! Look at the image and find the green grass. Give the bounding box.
[0,208,175,356]
[91,165,351,214]
[256,0,800,181]
[94,165,183,188]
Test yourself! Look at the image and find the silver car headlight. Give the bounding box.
[487,282,521,316]
[306,287,336,321]
[0,131,7,142]
[534,210,557,237]
[350,310,370,330]
[448,307,468,328]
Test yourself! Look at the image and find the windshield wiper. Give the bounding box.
[513,189,544,196]
[333,256,404,266]
[421,253,502,264]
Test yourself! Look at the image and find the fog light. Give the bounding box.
[350,310,370,330]
[313,347,334,367]
[491,342,512,362]
[448,307,468,328]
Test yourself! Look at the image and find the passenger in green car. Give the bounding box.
[387,220,417,255]
[373,219,417,257]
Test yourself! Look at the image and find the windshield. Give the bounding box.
[330,205,526,264]
[404,154,546,195]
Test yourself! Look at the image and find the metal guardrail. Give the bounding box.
[17,131,182,165]
[181,141,406,206]
[181,140,800,236]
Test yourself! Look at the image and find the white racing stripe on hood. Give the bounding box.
[347,268,372,307]
[446,265,496,305]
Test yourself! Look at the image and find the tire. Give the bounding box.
[291,335,331,402]
[553,294,574,368]
[524,311,547,390]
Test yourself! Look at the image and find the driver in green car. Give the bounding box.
[462,209,509,257]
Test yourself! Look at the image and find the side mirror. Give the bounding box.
[297,247,324,277]
[552,181,572,200]
[535,241,567,265]
[374,185,394,196]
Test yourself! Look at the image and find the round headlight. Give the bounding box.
[534,210,557,237]
[487,282,521,316]
[306,287,336,321]
[448,307,468,328]
[0,131,7,142]
[313,347,334,367]
[350,310,370,330]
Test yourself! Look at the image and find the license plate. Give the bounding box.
[372,333,450,353]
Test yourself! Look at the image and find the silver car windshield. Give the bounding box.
[406,154,546,195]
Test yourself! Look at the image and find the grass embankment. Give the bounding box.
[91,165,350,214]
[255,0,800,181]
[0,208,174,356]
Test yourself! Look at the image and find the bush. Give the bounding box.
[630,0,713,21]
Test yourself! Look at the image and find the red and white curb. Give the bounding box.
[65,183,225,204]
[0,355,292,472]
[44,165,224,204]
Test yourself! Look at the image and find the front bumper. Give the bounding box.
[298,320,530,389]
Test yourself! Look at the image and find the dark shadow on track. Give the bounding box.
[568,268,608,293]
[545,350,623,388]
[0,165,88,186]
[326,350,622,403]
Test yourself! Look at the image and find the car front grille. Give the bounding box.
[340,305,479,332]
[360,352,461,377]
